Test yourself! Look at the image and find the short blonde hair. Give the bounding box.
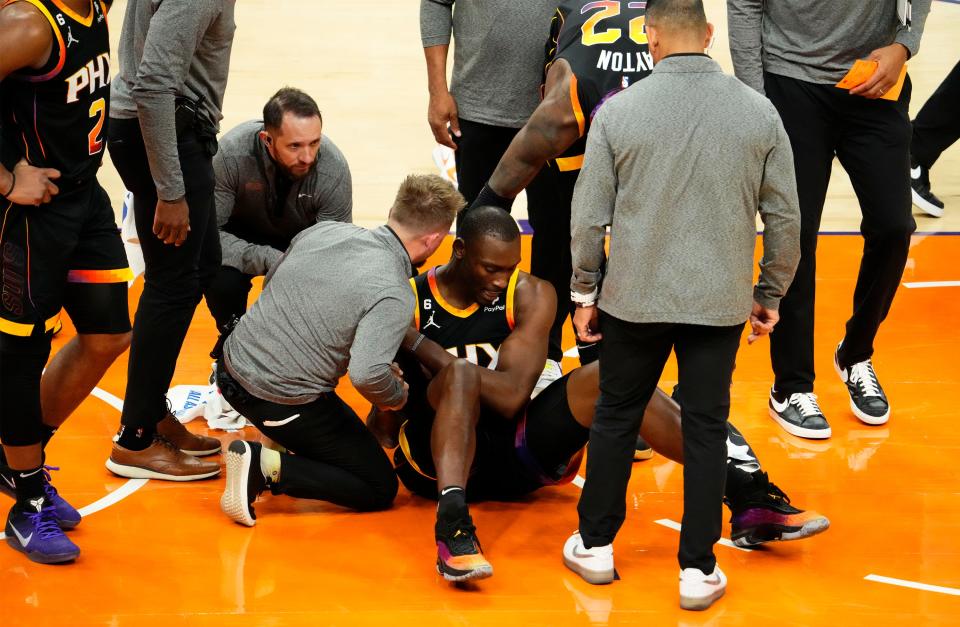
[389,174,464,233]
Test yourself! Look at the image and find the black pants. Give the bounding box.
[912,60,960,170]
[217,366,397,511]
[108,118,221,428]
[204,265,255,332]
[577,313,742,574]
[455,117,577,362]
[764,73,915,394]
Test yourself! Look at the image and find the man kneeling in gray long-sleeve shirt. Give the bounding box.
[215,175,462,524]
[204,87,353,333]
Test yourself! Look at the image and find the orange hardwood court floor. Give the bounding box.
[3,233,960,625]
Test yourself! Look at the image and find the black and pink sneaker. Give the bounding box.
[726,472,830,548]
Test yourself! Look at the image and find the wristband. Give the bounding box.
[1,171,15,199]
[469,183,515,213]
[570,288,598,307]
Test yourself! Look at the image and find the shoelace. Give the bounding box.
[441,518,481,555]
[27,506,64,540]
[41,465,60,500]
[153,435,182,454]
[848,361,882,398]
[762,476,791,506]
[789,393,823,418]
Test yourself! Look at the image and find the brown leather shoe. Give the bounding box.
[106,437,221,481]
[156,413,222,456]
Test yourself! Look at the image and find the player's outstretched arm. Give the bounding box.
[0,3,60,206]
[486,60,583,200]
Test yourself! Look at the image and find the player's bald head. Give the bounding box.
[457,206,520,246]
[646,0,708,37]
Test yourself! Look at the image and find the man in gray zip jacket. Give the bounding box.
[563,0,800,611]
[204,88,352,332]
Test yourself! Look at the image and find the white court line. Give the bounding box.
[902,281,960,289]
[0,386,147,541]
[654,518,753,552]
[865,574,960,596]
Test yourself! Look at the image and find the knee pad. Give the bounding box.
[0,332,51,446]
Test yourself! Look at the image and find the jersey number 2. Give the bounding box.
[580,1,648,47]
[88,98,105,155]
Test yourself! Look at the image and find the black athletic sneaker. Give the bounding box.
[834,346,890,425]
[435,510,493,582]
[768,389,831,439]
[910,161,945,217]
[220,440,268,527]
[634,435,653,461]
[726,471,830,548]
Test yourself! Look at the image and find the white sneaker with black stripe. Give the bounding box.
[768,389,832,439]
[834,346,890,425]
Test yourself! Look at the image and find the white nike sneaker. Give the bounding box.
[679,564,727,611]
[562,531,615,585]
[531,359,563,399]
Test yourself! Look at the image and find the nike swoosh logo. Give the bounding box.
[770,396,789,413]
[262,413,300,427]
[19,468,42,478]
[572,547,605,559]
[10,525,32,546]
[298,194,313,199]
[1,476,14,490]
[910,166,921,179]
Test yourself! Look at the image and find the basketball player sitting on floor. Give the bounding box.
[367,207,829,582]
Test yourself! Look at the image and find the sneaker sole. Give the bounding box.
[562,555,615,585]
[104,459,220,481]
[6,537,79,564]
[832,356,890,426]
[221,442,257,527]
[911,188,944,218]
[768,408,832,440]
[436,560,493,582]
[680,587,725,611]
[732,516,831,547]
[112,434,222,457]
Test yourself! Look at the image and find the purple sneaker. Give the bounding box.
[41,466,81,529]
[0,465,82,529]
[5,497,80,564]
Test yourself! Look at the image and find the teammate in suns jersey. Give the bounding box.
[368,207,828,584]
[468,0,655,369]
[0,0,132,565]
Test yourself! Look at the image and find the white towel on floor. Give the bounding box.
[167,384,249,431]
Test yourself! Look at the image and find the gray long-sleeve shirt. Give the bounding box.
[727,0,931,93]
[420,0,555,128]
[215,120,353,276]
[111,0,236,201]
[223,223,413,408]
[571,55,800,326]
